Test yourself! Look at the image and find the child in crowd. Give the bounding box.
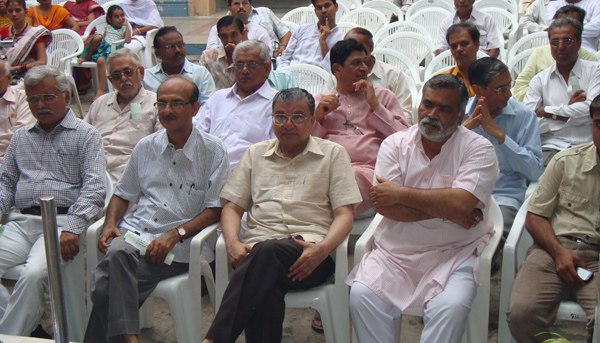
[78,4,131,100]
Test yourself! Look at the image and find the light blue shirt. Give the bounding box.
[267,70,298,91]
[464,98,543,210]
[142,58,216,108]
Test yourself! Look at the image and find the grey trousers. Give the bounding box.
[507,237,598,343]
[84,236,188,343]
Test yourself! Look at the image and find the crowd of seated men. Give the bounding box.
[0,0,598,342]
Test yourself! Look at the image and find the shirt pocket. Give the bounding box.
[177,183,207,216]
[296,173,329,203]
[557,189,589,220]
[254,174,280,201]
[55,150,81,184]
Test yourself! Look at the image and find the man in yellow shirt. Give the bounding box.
[437,22,480,97]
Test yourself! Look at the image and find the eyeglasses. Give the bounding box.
[272,114,308,125]
[550,38,576,47]
[110,68,139,80]
[484,82,511,95]
[162,42,186,51]
[231,1,249,6]
[26,93,62,104]
[154,101,193,110]
[234,62,264,71]
[343,120,364,135]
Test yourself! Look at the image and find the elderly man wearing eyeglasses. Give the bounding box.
[84,48,162,183]
[142,26,215,106]
[202,87,361,343]
[313,39,408,217]
[85,75,230,343]
[196,39,279,171]
[463,57,543,247]
[523,17,600,166]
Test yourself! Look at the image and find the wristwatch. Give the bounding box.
[176,226,186,242]
[551,114,558,120]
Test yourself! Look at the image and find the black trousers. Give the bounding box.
[205,238,335,343]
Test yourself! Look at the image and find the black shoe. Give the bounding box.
[31,325,52,339]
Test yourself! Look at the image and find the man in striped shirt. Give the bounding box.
[0,65,106,337]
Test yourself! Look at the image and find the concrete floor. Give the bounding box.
[14,4,593,343]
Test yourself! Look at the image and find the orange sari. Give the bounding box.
[27,5,71,31]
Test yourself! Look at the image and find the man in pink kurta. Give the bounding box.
[346,74,499,343]
[312,39,408,216]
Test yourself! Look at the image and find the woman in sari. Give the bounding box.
[120,0,162,67]
[63,0,103,37]
[27,0,79,32]
[1,0,51,74]
[0,0,12,29]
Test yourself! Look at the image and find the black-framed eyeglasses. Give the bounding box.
[272,114,308,125]
[550,38,576,47]
[162,42,186,51]
[154,101,193,110]
[231,1,249,6]
[484,82,511,95]
[234,62,264,71]
[110,68,139,80]
[26,93,63,104]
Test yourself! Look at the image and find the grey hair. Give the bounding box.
[422,74,469,112]
[232,40,271,64]
[272,88,315,115]
[468,57,508,86]
[548,17,583,41]
[0,60,9,77]
[24,65,69,92]
[106,48,143,73]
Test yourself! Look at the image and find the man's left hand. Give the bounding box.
[59,231,80,262]
[354,80,379,111]
[370,176,400,208]
[288,237,329,282]
[146,230,179,265]
[473,97,505,144]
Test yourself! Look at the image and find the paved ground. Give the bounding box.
[11,2,592,341]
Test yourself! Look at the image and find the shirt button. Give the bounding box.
[568,203,571,207]
[143,228,148,232]
[595,228,599,232]
[586,235,590,240]
[172,161,176,165]
[169,183,173,187]
[154,218,158,222]
[164,204,167,207]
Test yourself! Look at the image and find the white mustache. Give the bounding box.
[420,117,442,130]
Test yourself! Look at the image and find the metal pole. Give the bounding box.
[40,197,69,343]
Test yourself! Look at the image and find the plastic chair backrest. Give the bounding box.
[100,0,121,12]
[81,15,108,42]
[46,29,84,70]
[372,47,421,82]
[406,7,452,40]
[339,8,389,34]
[282,64,333,96]
[281,7,318,25]
[360,0,404,22]
[508,31,548,61]
[474,0,518,16]
[375,32,434,72]
[281,20,298,33]
[373,21,431,44]
[405,0,454,18]
[423,50,488,80]
[506,48,534,80]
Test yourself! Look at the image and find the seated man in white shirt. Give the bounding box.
[197,40,278,170]
[347,74,498,343]
[277,0,345,69]
[142,26,215,108]
[546,0,600,53]
[84,76,230,343]
[0,60,34,165]
[513,5,598,102]
[434,0,501,58]
[524,17,600,166]
[519,0,549,33]
[85,48,162,183]
[205,0,272,55]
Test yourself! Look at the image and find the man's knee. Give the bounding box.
[103,236,138,263]
[18,263,48,287]
[506,293,537,329]
[349,282,376,314]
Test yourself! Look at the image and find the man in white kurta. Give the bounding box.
[347,74,499,343]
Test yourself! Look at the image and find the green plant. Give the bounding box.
[535,332,571,343]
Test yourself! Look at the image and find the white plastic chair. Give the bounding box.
[423,49,488,81]
[506,48,533,81]
[353,198,504,343]
[406,7,452,41]
[25,0,37,7]
[336,21,364,33]
[282,64,334,96]
[46,29,84,117]
[340,0,362,10]
[596,51,600,60]
[360,0,404,22]
[281,20,299,33]
[100,0,121,12]
[372,48,421,83]
[86,220,218,343]
[373,21,432,45]
[144,28,159,69]
[340,8,389,34]
[498,196,600,343]
[281,7,318,25]
[507,31,548,60]
[480,7,519,52]
[375,32,435,77]
[405,0,454,18]
[215,234,351,343]
[474,0,519,17]
[337,1,351,19]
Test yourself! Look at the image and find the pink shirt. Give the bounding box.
[312,88,408,166]
[346,125,499,311]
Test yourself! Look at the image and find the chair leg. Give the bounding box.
[68,77,84,117]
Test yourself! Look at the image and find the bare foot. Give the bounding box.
[122,334,138,343]
[202,340,214,343]
[93,90,105,101]
[77,57,89,64]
